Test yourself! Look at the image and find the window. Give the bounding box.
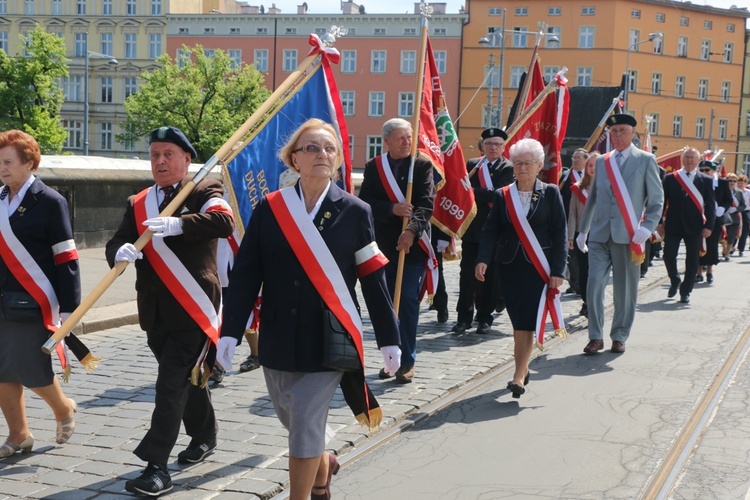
[489,7,503,15]
[403,28,416,36]
[629,29,640,52]
[102,0,112,15]
[544,66,559,82]
[374,28,386,36]
[100,122,113,151]
[649,114,659,135]
[727,24,735,33]
[698,79,708,100]
[484,63,499,89]
[254,49,268,72]
[747,112,750,135]
[578,27,594,49]
[230,28,240,34]
[126,0,136,15]
[124,77,138,98]
[721,81,730,102]
[101,33,113,56]
[718,119,727,141]
[76,0,86,15]
[400,51,416,74]
[340,91,355,116]
[283,49,297,72]
[367,136,382,159]
[581,6,595,15]
[75,33,87,58]
[0,0,6,14]
[680,17,689,27]
[100,77,113,103]
[399,92,414,117]
[176,48,189,67]
[178,27,189,34]
[701,40,710,60]
[204,28,215,35]
[434,50,447,74]
[371,50,386,73]
[202,50,216,59]
[52,0,62,14]
[546,26,561,48]
[483,105,500,128]
[510,67,524,88]
[548,7,561,16]
[696,117,705,139]
[677,36,688,57]
[314,28,327,36]
[744,155,750,176]
[577,67,592,86]
[656,13,665,23]
[653,37,663,55]
[724,43,733,63]
[512,27,528,48]
[673,116,682,137]
[63,121,82,149]
[515,7,528,16]
[0,32,7,53]
[627,70,637,92]
[675,76,685,98]
[149,34,162,59]
[61,76,83,101]
[257,28,268,34]
[348,28,357,35]
[24,0,34,15]
[125,34,137,59]
[369,92,385,116]
[285,28,297,35]
[433,28,446,36]
[228,50,241,70]
[703,20,712,30]
[151,0,161,15]
[631,9,640,19]
[651,73,661,95]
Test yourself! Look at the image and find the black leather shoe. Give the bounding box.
[707,273,714,284]
[507,382,525,399]
[125,463,172,497]
[679,294,690,304]
[476,323,492,335]
[437,310,449,323]
[579,303,588,317]
[667,281,680,298]
[177,438,217,464]
[695,275,704,283]
[451,322,469,335]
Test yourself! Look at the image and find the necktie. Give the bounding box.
[615,152,624,169]
[159,185,175,212]
[0,186,8,201]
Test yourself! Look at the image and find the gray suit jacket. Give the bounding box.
[579,147,664,244]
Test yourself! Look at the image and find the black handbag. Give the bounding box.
[1,290,43,323]
[321,307,361,372]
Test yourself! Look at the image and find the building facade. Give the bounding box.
[459,0,749,171]
[739,29,750,175]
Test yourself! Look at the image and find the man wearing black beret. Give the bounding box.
[452,127,514,335]
[106,126,235,496]
[696,159,733,283]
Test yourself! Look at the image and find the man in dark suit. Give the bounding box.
[657,148,715,304]
[452,128,514,336]
[106,127,234,496]
[559,148,589,294]
[696,160,733,283]
[359,118,435,383]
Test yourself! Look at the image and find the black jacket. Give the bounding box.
[462,156,514,244]
[661,171,716,236]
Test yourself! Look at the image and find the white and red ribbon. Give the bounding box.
[308,33,340,63]
[674,170,707,252]
[604,151,644,260]
[570,182,588,206]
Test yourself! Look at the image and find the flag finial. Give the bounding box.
[419,2,433,18]
[322,25,347,46]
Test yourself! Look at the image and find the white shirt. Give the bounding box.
[1,175,36,215]
[299,180,332,220]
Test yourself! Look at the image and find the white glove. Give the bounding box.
[380,345,401,376]
[217,337,238,372]
[631,226,652,245]
[716,206,726,217]
[115,243,142,263]
[143,217,183,237]
[576,232,588,253]
[727,207,737,214]
[436,240,449,253]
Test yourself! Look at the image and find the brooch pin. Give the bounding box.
[532,193,540,202]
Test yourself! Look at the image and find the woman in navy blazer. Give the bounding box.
[476,138,567,398]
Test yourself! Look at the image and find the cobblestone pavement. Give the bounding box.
[0,248,671,498]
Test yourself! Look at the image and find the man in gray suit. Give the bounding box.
[576,114,664,354]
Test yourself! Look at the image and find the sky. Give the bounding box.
[262,0,747,16]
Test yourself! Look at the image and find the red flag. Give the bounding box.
[525,58,545,109]
[418,38,476,239]
[656,149,684,174]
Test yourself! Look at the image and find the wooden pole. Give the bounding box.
[583,92,623,151]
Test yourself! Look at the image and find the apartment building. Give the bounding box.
[460,0,749,171]
[739,29,750,174]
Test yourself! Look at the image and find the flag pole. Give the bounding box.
[583,91,623,151]
[42,34,339,355]
[505,67,567,142]
[392,5,430,315]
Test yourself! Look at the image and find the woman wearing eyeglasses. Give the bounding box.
[475,138,568,399]
[218,119,401,500]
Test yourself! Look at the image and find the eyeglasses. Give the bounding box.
[292,144,338,156]
[699,168,711,173]
[483,141,505,148]
[728,181,737,184]
[513,161,537,169]
[572,155,587,160]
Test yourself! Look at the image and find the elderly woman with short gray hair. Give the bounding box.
[475,138,567,399]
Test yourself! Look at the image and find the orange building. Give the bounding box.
[460,0,749,171]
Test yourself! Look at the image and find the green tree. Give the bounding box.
[118,45,271,162]
[0,24,69,153]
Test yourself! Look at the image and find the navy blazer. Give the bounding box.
[0,178,80,312]
[222,182,400,373]
[477,180,568,278]
[662,171,716,236]
[462,156,514,244]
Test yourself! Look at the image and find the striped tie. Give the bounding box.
[615,152,624,169]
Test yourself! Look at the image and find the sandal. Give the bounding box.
[56,398,77,445]
[239,354,260,373]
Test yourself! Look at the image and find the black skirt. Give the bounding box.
[497,251,546,332]
[0,317,55,388]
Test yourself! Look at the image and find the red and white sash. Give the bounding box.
[133,186,221,345]
[570,183,588,206]
[476,157,494,191]
[603,151,645,262]
[674,170,707,253]
[502,184,566,349]
[373,154,438,297]
[0,202,76,368]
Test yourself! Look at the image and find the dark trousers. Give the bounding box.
[134,326,217,465]
[430,247,448,314]
[567,246,580,291]
[457,241,496,325]
[573,235,589,303]
[739,212,750,252]
[663,232,701,296]
[700,221,722,266]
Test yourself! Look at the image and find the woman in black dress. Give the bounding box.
[475,138,567,398]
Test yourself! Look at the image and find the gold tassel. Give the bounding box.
[555,328,569,339]
[355,407,382,431]
[631,250,646,265]
[535,341,545,352]
[198,361,212,388]
[190,365,201,387]
[62,365,72,384]
[80,353,102,373]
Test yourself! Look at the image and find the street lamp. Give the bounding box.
[83,50,118,156]
[623,32,663,114]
